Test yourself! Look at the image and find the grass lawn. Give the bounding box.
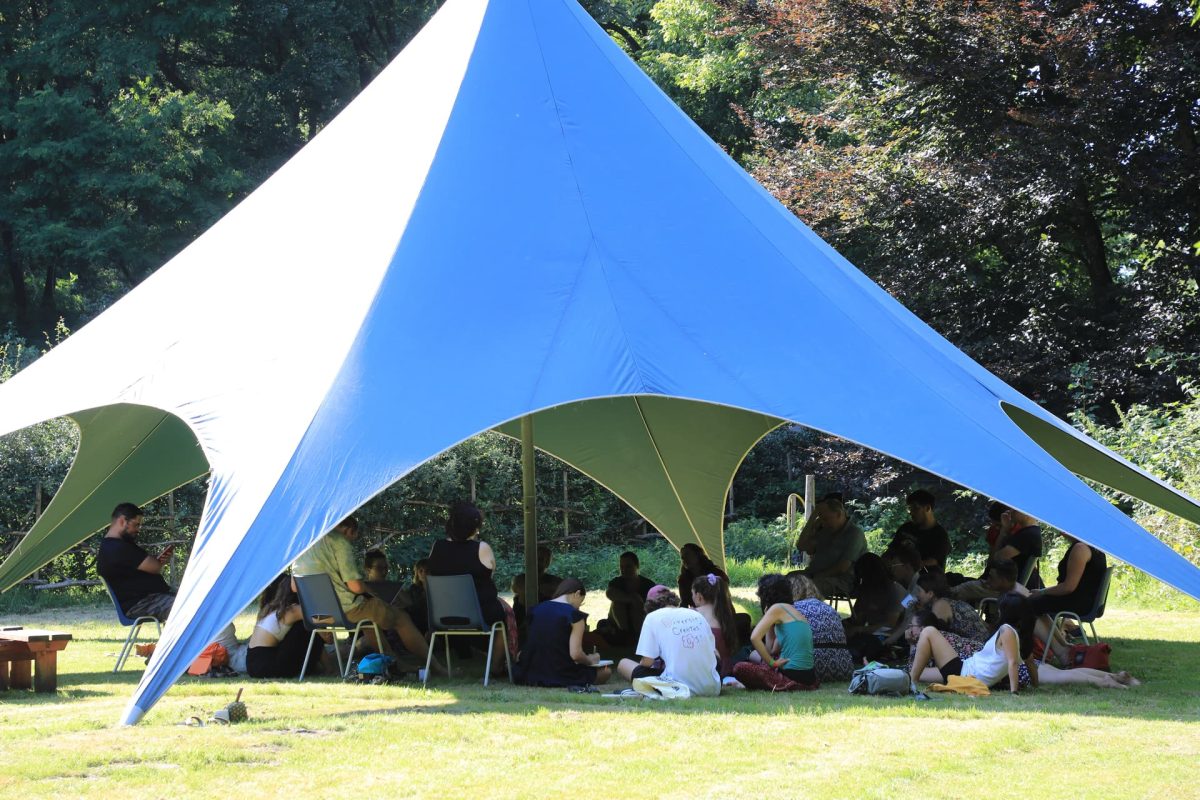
[1,596,1197,799]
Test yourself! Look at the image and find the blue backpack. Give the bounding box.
[355,652,395,677]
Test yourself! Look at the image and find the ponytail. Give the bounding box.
[692,574,738,655]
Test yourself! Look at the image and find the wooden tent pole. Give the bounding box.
[521,416,538,620]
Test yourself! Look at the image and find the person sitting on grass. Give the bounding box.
[597,551,656,645]
[952,556,1031,606]
[911,572,989,642]
[514,578,611,688]
[787,571,854,682]
[842,552,907,639]
[882,538,925,595]
[246,573,326,679]
[617,585,721,697]
[690,573,739,677]
[511,544,564,628]
[676,543,728,608]
[736,573,818,689]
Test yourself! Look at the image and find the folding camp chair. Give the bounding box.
[825,591,855,615]
[294,573,384,681]
[423,574,512,688]
[1047,566,1114,651]
[101,577,161,672]
[1018,556,1038,589]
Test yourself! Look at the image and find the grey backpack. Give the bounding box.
[848,662,911,696]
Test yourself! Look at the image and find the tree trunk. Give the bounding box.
[1,223,29,334]
[1176,101,1196,155]
[1071,184,1114,308]
[39,258,57,330]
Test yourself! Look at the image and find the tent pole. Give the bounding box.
[804,474,816,522]
[521,415,538,623]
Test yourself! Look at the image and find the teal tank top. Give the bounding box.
[775,614,814,671]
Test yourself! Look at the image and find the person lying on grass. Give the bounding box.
[908,590,1029,694]
[910,592,1140,693]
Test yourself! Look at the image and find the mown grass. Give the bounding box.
[1,599,1197,799]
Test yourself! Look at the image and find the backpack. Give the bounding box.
[355,652,395,677]
[848,661,911,696]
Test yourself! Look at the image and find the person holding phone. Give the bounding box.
[97,502,180,622]
[98,502,238,657]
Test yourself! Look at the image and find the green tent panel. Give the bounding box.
[498,397,783,567]
[0,404,207,591]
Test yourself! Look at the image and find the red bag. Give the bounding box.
[1031,636,1047,662]
[1066,643,1111,671]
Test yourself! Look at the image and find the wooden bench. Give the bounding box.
[0,626,72,693]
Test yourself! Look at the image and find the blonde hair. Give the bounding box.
[787,571,823,602]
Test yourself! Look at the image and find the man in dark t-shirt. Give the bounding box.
[600,551,655,644]
[97,502,176,621]
[511,545,564,624]
[887,489,951,571]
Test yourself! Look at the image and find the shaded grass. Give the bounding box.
[0,602,1196,799]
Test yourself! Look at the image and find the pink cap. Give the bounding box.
[646,584,672,601]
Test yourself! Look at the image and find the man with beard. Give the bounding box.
[97,502,177,621]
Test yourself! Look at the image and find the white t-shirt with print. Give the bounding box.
[635,607,721,697]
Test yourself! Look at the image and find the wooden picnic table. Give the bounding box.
[0,626,72,693]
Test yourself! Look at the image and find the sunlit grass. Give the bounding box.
[1,602,1196,799]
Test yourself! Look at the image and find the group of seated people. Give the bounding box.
[98,492,1137,696]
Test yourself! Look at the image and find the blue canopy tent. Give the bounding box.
[0,0,1198,725]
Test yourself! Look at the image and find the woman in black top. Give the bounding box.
[1030,534,1107,663]
[426,501,515,672]
[514,578,611,688]
[676,543,728,608]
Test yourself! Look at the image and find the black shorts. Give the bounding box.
[937,657,964,682]
[781,667,817,685]
[630,664,664,680]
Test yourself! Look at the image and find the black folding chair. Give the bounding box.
[294,573,383,681]
[423,574,512,687]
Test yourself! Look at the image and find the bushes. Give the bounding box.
[1072,387,1200,609]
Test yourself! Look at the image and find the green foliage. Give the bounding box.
[722,516,790,564]
[736,0,1200,419]
[0,0,438,338]
[0,326,79,539]
[1072,387,1200,585]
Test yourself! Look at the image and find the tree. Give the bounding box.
[0,0,441,339]
[732,0,1200,416]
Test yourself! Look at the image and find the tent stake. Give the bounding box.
[521,416,538,625]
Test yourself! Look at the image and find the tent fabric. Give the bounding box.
[496,397,783,567]
[0,405,206,591]
[0,0,1196,726]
